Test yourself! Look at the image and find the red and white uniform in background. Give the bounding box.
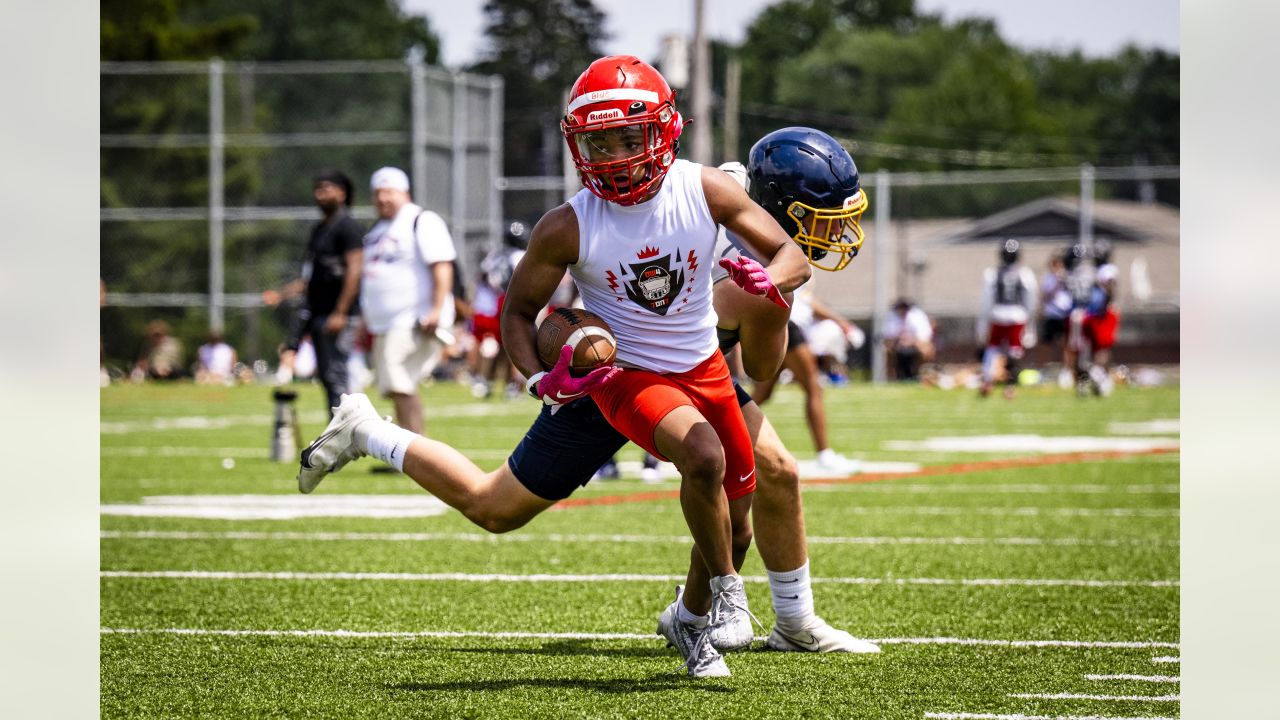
[1082,262,1120,350]
[977,263,1039,355]
[568,159,755,499]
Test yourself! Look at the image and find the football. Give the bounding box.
[536,307,617,375]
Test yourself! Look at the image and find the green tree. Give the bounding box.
[469,0,609,176]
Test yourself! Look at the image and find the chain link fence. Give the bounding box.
[100,58,502,372]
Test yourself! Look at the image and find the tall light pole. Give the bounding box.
[689,0,712,165]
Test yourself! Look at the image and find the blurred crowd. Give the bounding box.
[104,167,1141,409]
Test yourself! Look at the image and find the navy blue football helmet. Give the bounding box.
[747,126,867,271]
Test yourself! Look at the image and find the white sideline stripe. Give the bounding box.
[98,496,1180,520]
[99,627,1178,650]
[100,494,451,520]
[1085,674,1179,683]
[1108,419,1180,435]
[878,638,1178,649]
[883,435,1179,454]
[1009,693,1179,703]
[100,530,1176,548]
[101,446,512,461]
[841,507,1178,518]
[926,707,1172,712]
[926,714,1176,720]
[804,484,1178,495]
[1150,656,1180,664]
[100,570,1179,588]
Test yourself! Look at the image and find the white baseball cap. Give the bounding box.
[370,166,410,192]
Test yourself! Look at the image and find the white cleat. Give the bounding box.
[657,586,730,678]
[816,448,861,475]
[297,393,380,494]
[706,574,761,652]
[766,616,881,653]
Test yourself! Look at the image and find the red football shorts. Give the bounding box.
[590,351,756,500]
[1083,308,1119,350]
[471,313,501,343]
[986,322,1026,350]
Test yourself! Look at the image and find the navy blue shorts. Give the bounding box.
[507,381,754,501]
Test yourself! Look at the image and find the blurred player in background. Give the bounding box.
[467,220,528,399]
[1038,254,1072,377]
[359,167,457,435]
[1073,240,1120,396]
[295,122,879,678]
[975,238,1038,398]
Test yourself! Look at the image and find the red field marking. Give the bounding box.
[554,447,1179,509]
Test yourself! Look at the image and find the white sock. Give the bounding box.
[360,420,418,472]
[676,597,708,627]
[768,560,815,623]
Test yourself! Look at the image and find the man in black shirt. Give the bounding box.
[286,169,364,414]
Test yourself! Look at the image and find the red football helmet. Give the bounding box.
[561,55,684,205]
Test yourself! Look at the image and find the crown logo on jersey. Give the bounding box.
[636,245,661,260]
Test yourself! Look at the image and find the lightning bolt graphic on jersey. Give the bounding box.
[604,269,619,292]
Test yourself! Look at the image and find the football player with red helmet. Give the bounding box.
[296,57,876,678]
[506,55,809,677]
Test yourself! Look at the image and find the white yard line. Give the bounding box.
[101,446,512,461]
[99,569,1178,588]
[1150,656,1180,664]
[803,484,1178,495]
[839,507,1178,518]
[99,495,1180,520]
[100,529,1175,547]
[878,638,1178,649]
[927,714,1176,720]
[883,435,1179,454]
[100,627,1178,650]
[1085,674,1179,683]
[1009,693,1179,702]
[926,707,1172,712]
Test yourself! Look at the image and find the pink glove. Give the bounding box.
[718,255,790,309]
[529,345,621,406]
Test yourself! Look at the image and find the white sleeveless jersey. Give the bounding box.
[568,160,719,374]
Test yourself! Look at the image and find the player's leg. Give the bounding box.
[300,394,625,526]
[740,399,879,653]
[653,405,736,578]
[784,342,832,455]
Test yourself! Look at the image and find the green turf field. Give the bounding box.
[101,380,1179,719]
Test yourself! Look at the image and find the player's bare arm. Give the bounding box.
[501,203,580,379]
[702,165,810,293]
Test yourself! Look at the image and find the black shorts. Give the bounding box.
[1041,316,1068,345]
[507,381,754,501]
[786,320,807,352]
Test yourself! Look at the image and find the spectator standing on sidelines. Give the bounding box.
[359,166,457,434]
[882,298,933,381]
[286,170,364,414]
[975,238,1038,398]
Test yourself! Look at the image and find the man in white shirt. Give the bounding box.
[882,298,934,380]
[359,167,457,434]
